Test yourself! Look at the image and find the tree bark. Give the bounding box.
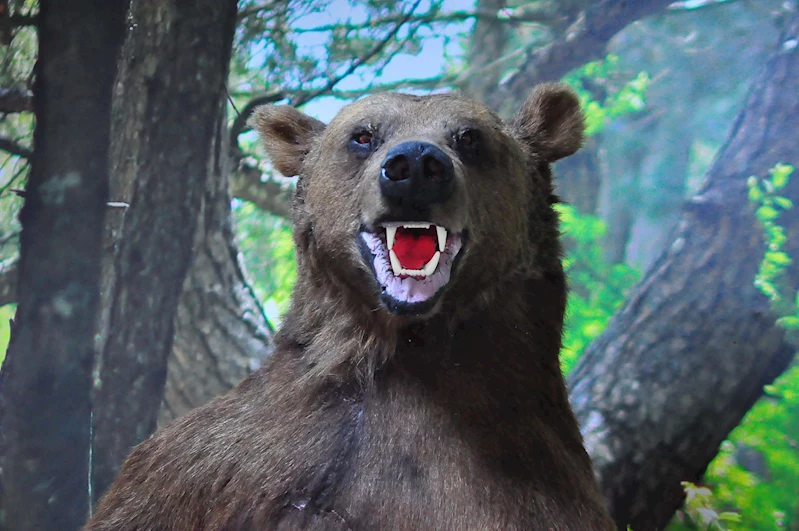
[0,1,125,529]
[568,12,799,531]
[159,118,274,425]
[91,0,238,502]
[459,0,511,104]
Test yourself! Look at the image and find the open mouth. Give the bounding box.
[360,222,464,311]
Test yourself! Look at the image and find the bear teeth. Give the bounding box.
[389,250,441,278]
[436,226,447,251]
[383,223,448,252]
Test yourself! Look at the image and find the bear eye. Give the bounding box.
[351,131,373,146]
[456,128,479,149]
[348,129,376,159]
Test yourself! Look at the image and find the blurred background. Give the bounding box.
[1,0,799,529]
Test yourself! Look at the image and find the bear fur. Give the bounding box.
[85,84,615,530]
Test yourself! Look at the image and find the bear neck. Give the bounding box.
[277,262,567,395]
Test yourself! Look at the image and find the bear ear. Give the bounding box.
[249,105,327,177]
[508,83,585,163]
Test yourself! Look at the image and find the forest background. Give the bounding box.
[0,0,798,529]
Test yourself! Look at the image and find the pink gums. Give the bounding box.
[361,231,463,304]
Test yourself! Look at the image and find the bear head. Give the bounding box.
[250,84,584,322]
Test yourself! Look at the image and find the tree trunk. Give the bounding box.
[568,13,799,531]
[0,1,125,529]
[159,122,274,425]
[91,0,238,503]
[459,0,511,105]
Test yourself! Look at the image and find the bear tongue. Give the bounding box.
[392,227,437,270]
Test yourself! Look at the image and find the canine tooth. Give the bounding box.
[389,250,402,276]
[436,226,447,251]
[386,226,397,249]
[422,251,441,276]
[401,222,431,229]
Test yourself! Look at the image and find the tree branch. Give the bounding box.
[229,75,455,103]
[236,0,282,20]
[0,88,33,113]
[287,8,556,34]
[291,0,424,108]
[228,90,286,154]
[230,162,292,219]
[229,0,425,153]
[487,0,674,113]
[229,74,456,146]
[0,137,32,158]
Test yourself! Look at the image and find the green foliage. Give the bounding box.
[0,9,35,261]
[562,55,651,137]
[0,304,16,367]
[556,204,640,373]
[700,363,799,530]
[670,481,741,530]
[748,164,795,304]
[233,202,296,327]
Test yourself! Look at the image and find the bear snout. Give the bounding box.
[379,141,455,208]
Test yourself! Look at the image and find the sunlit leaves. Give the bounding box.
[556,204,640,373]
[562,54,651,137]
[748,164,796,306]
[672,481,741,530]
[701,363,799,530]
[0,303,15,365]
[233,202,296,327]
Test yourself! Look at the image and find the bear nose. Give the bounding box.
[380,141,455,207]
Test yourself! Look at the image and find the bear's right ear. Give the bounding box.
[508,83,585,164]
[249,105,327,177]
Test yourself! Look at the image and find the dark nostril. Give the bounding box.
[424,156,447,183]
[383,155,410,181]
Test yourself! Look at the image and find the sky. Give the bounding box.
[295,0,475,122]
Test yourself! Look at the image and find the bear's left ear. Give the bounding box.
[508,83,585,163]
[249,105,327,177]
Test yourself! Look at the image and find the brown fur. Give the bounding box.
[86,84,615,530]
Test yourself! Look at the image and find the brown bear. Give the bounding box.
[85,84,615,530]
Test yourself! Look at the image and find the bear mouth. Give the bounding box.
[359,222,464,314]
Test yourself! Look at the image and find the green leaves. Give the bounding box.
[677,481,741,530]
[747,163,796,311]
[771,163,793,190]
[562,54,651,137]
[556,204,640,373]
[233,202,297,328]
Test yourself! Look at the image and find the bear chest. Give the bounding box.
[279,375,590,531]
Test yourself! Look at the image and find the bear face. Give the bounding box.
[251,84,584,320]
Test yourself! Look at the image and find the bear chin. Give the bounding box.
[357,229,465,317]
